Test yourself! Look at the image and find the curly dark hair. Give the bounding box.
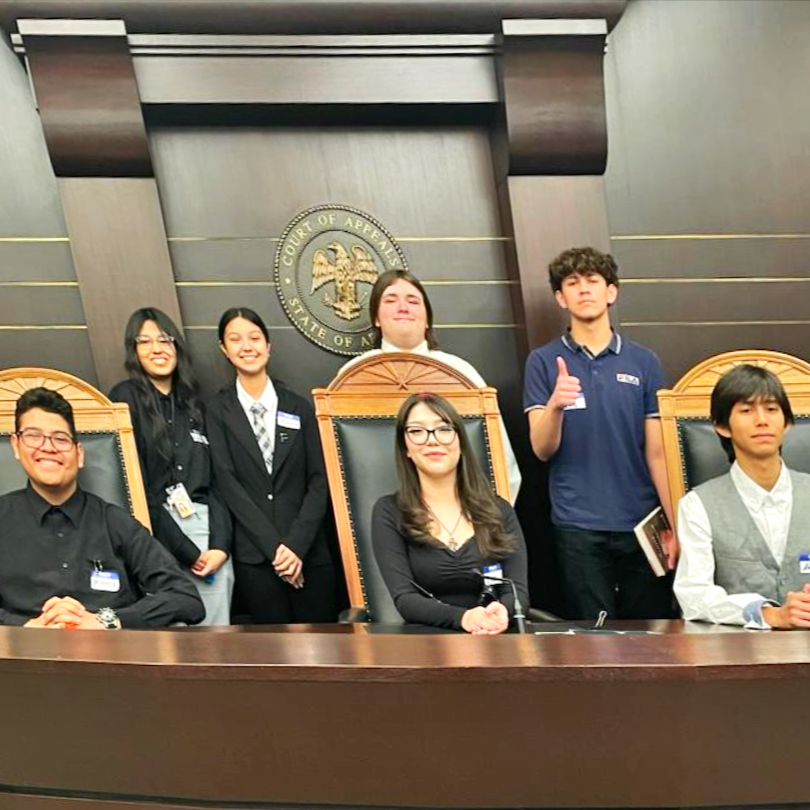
[394,393,514,558]
[548,246,620,293]
[15,387,77,438]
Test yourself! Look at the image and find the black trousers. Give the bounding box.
[233,559,339,624]
[554,525,678,621]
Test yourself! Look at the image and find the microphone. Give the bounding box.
[471,569,527,634]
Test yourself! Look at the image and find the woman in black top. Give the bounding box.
[372,393,528,632]
[110,308,233,625]
[205,307,337,624]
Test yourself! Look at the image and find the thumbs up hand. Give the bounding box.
[548,356,582,411]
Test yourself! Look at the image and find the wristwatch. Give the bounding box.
[95,607,122,630]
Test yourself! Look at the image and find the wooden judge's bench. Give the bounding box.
[1,622,809,809]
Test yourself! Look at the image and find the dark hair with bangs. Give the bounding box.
[393,392,514,558]
[15,387,77,438]
[368,270,439,350]
[124,308,202,464]
[710,364,794,463]
[548,246,619,293]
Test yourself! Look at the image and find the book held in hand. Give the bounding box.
[634,506,670,577]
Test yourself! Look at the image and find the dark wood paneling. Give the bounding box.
[605,0,810,235]
[624,324,810,386]
[611,236,810,279]
[22,31,152,178]
[0,286,84,324]
[135,55,497,105]
[0,242,75,281]
[499,25,608,176]
[150,124,504,238]
[620,280,810,324]
[169,238,511,282]
[2,624,810,808]
[178,283,515,329]
[59,178,183,391]
[0,1,627,35]
[505,175,611,350]
[605,0,810,367]
[0,35,67,236]
[0,330,97,386]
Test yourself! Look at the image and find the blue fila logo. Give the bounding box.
[616,373,640,386]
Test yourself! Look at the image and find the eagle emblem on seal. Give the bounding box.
[310,241,379,321]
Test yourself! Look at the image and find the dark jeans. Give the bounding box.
[554,525,678,621]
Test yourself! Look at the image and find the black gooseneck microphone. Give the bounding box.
[472,569,527,634]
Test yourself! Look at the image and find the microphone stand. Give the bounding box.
[473,570,527,634]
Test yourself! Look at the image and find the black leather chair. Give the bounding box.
[658,350,810,513]
[0,432,135,511]
[314,353,542,624]
[332,414,493,623]
[678,417,810,492]
[0,368,150,528]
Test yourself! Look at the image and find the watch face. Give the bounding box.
[96,608,119,628]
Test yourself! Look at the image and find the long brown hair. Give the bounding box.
[394,393,514,558]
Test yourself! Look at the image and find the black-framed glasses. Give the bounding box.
[404,424,457,446]
[135,335,175,348]
[16,429,76,452]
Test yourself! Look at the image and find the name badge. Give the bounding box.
[91,570,120,593]
[166,482,196,519]
[800,554,810,574]
[564,396,587,411]
[190,429,209,446]
[617,373,640,386]
[277,411,301,430]
[482,563,504,583]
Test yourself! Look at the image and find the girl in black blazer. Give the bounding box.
[206,307,337,624]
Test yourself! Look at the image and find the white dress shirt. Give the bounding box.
[236,376,279,464]
[339,340,522,503]
[674,461,792,628]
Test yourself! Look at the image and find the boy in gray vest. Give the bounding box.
[674,364,810,628]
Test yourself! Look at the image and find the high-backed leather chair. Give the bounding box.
[313,353,510,623]
[658,350,810,524]
[0,367,150,529]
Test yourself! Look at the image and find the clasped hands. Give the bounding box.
[273,543,304,589]
[461,601,509,635]
[24,596,104,630]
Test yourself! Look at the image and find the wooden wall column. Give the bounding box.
[19,19,182,391]
[496,20,613,352]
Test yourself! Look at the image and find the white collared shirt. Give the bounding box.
[236,376,278,460]
[674,461,792,628]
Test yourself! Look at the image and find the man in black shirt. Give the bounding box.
[0,387,204,629]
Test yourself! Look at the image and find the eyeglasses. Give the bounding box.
[404,425,457,446]
[16,429,76,452]
[135,335,175,348]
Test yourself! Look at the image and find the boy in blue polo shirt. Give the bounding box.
[524,247,677,620]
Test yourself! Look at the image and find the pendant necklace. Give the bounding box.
[426,504,465,551]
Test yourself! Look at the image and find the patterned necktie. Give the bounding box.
[250,402,273,474]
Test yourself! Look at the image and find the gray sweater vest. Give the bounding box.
[694,470,810,603]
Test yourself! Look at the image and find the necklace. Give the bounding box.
[426,504,465,550]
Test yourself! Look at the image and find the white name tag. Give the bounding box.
[482,563,503,583]
[190,429,209,446]
[564,396,587,411]
[277,411,301,430]
[90,570,121,593]
[617,373,640,386]
[800,554,810,574]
